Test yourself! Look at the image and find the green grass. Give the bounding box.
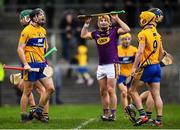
[0,104,180,129]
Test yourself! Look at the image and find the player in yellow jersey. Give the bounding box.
[126,8,166,126]
[12,9,50,123]
[129,11,165,126]
[76,44,94,86]
[117,33,137,117]
[17,8,55,123]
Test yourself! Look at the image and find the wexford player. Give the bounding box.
[80,14,130,121]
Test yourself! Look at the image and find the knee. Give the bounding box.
[121,90,128,98]
[100,89,108,97]
[47,86,55,94]
[128,88,134,97]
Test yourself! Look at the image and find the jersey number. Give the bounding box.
[153,40,158,49]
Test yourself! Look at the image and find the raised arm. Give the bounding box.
[111,14,130,34]
[80,17,92,39]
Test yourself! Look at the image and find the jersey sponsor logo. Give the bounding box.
[38,38,43,43]
[97,37,110,45]
[119,56,135,64]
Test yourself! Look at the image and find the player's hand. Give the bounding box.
[110,14,119,21]
[24,63,32,72]
[131,68,136,77]
[85,17,92,24]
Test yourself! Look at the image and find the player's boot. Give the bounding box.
[133,116,148,126]
[21,114,30,123]
[44,116,49,122]
[154,120,163,127]
[28,109,36,120]
[125,105,136,123]
[100,115,109,121]
[108,114,116,121]
[32,109,48,123]
[146,118,155,126]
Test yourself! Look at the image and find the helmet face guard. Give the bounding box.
[148,8,164,22]
[139,11,156,27]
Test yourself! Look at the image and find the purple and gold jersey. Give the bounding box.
[138,26,162,66]
[118,45,137,77]
[91,27,119,65]
[19,24,47,63]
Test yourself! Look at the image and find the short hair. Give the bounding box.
[121,33,131,40]
[98,15,111,23]
[29,8,44,21]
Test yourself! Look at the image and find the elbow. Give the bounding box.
[125,28,131,33]
[17,47,20,54]
[80,34,86,39]
[136,51,143,58]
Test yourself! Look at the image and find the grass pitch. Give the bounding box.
[0,104,180,129]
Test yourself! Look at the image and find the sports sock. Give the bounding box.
[103,108,109,116]
[111,109,116,117]
[129,103,136,109]
[30,105,36,111]
[138,109,146,117]
[146,111,152,119]
[36,105,44,115]
[156,115,162,122]
[43,113,48,117]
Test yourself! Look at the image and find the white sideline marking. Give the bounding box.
[73,118,96,130]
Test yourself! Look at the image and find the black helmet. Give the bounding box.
[148,8,164,22]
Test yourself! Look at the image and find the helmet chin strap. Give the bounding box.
[24,16,30,23]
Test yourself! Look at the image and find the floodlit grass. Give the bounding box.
[0,104,180,129]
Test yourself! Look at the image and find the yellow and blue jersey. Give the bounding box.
[117,45,137,77]
[137,26,162,66]
[137,26,162,83]
[19,24,47,63]
[76,45,88,66]
[19,24,48,81]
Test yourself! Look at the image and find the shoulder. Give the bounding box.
[21,25,31,33]
[137,30,147,40]
[40,27,46,33]
[130,45,138,51]
[20,25,31,38]
[118,45,122,48]
[138,30,146,36]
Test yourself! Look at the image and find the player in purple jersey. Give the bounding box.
[81,14,130,121]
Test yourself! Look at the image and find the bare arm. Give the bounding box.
[132,43,145,74]
[80,17,92,39]
[111,14,130,34]
[17,43,31,70]
[158,42,165,61]
[45,38,49,52]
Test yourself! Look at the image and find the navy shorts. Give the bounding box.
[140,64,161,83]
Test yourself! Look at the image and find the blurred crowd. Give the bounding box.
[1,0,179,29]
